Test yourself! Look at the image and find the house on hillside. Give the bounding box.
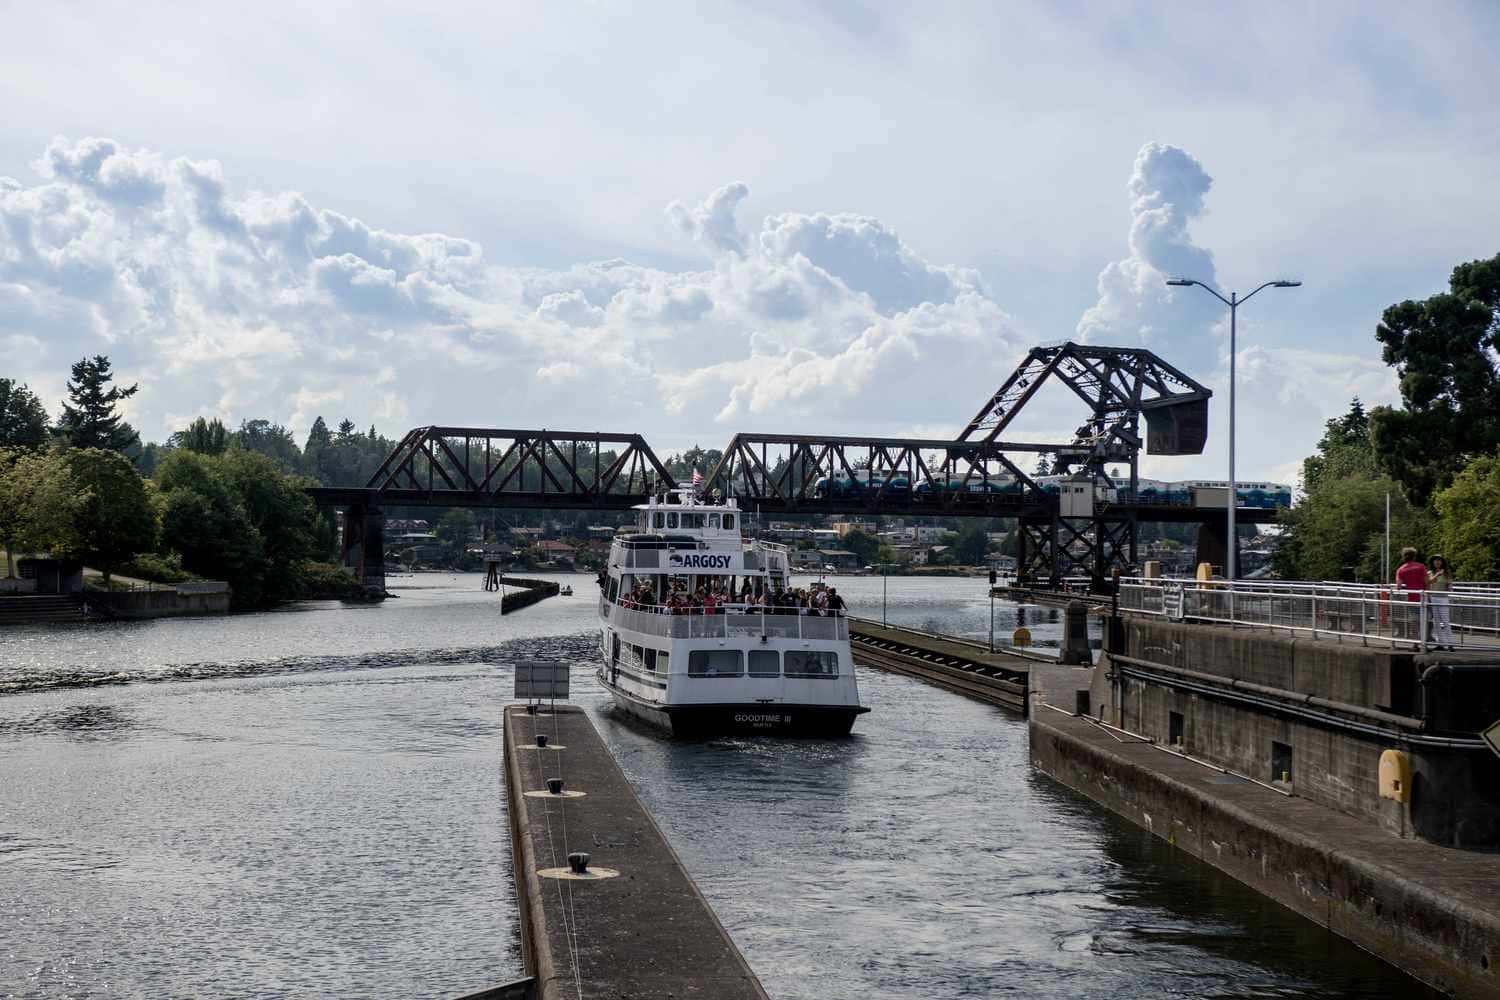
[532,540,577,566]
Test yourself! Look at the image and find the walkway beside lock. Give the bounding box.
[502,704,769,1000]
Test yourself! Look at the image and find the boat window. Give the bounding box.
[748,650,780,677]
[667,512,678,529]
[722,514,734,530]
[644,648,657,672]
[707,513,720,529]
[653,512,666,529]
[785,650,838,678]
[680,513,706,529]
[658,651,669,674]
[607,577,619,602]
[687,650,743,678]
[611,633,620,664]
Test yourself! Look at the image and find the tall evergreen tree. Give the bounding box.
[57,356,140,452]
[1369,252,1500,504]
[0,379,51,450]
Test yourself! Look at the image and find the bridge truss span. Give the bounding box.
[306,342,1264,590]
[700,432,1050,516]
[313,426,677,511]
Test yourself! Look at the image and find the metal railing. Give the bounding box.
[1116,577,1500,651]
[603,599,849,641]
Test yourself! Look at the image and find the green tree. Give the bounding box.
[0,450,83,577]
[840,528,881,565]
[1430,452,1500,580]
[63,447,158,586]
[155,449,325,607]
[953,523,991,565]
[1275,401,1430,582]
[156,451,267,604]
[233,419,303,472]
[57,356,141,453]
[0,380,50,450]
[1369,253,1500,505]
[171,417,230,455]
[436,509,476,566]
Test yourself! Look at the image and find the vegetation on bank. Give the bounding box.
[1276,252,1500,581]
[0,362,365,608]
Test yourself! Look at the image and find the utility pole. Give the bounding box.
[1166,277,1302,580]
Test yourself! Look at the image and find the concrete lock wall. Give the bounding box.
[1030,714,1500,1000]
[1091,618,1500,848]
[104,587,232,619]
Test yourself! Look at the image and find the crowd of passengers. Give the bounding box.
[612,577,846,616]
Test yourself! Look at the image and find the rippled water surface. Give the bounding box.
[0,573,1439,998]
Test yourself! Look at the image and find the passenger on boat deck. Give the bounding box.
[825,588,846,615]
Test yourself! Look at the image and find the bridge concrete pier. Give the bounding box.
[1194,518,1242,578]
[340,501,386,593]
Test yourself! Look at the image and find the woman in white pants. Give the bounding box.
[1427,554,1455,649]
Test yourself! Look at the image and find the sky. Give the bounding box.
[2,1,1498,486]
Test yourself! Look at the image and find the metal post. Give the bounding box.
[882,569,887,627]
[1384,492,1391,584]
[1228,291,1237,583]
[1419,592,1428,651]
[989,588,995,653]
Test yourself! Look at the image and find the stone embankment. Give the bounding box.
[498,577,560,615]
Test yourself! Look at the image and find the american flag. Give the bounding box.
[691,468,703,489]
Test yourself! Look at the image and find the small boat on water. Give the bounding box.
[596,489,868,737]
[560,585,573,596]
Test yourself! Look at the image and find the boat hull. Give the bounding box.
[597,669,868,737]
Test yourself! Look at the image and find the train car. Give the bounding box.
[1160,480,1293,508]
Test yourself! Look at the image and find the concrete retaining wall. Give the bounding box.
[102,587,232,619]
[1093,618,1500,847]
[1031,711,1500,1000]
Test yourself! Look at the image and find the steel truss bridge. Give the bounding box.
[310,343,1272,588]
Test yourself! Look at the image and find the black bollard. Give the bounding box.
[536,734,549,748]
[568,851,590,874]
[547,777,564,795]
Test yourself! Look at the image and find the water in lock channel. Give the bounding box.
[0,573,1439,998]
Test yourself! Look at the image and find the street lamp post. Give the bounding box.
[1165,277,1301,581]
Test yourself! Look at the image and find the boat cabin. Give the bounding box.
[604,490,790,608]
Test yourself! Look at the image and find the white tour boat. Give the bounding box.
[596,489,869,736]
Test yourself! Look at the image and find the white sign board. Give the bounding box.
[1163,583,1185,621]
[1482,719,1500,762]
[514,660,570,700]
[666,550,744,572]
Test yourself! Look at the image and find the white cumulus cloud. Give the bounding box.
[0,137,1023,453]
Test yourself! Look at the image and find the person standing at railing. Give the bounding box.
[1428,555,1455,649]
[1395,547,1428,640]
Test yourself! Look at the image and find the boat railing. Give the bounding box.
[607,601,848,641]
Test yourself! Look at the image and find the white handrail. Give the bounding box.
[1116,577,1500,651]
